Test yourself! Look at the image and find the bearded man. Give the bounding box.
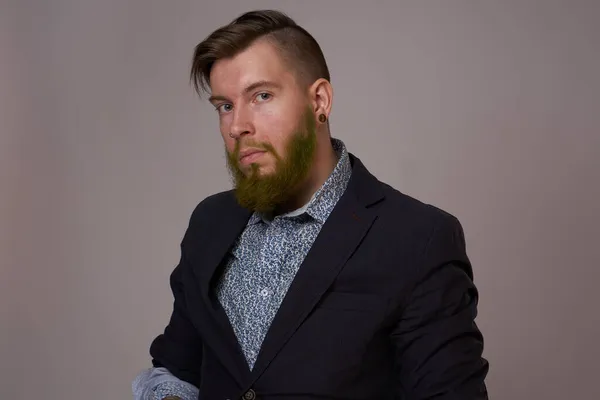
[133,9,489,400]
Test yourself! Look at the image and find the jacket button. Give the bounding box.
[243,389,256,400]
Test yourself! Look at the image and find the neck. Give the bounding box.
[274,136,338,215]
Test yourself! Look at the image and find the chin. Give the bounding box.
[246,164,275,177]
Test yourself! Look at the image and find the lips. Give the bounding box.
[239,148,266,164]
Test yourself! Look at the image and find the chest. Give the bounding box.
[225,218,319,279]
[215,217,322,320]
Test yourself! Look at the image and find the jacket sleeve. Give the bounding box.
[148,246,204,388]
[390,213,489,399]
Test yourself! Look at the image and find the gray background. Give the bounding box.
[1,0,599,398]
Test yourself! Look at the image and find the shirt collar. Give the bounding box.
[248,138,352,225]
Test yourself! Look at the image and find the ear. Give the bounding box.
[309,78,333,124]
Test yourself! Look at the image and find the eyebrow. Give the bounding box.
[208,80,282,103]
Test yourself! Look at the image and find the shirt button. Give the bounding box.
[260,288,270,297]
[243,389,256,400]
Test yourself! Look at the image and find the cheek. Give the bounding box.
[220,134,235,155]
[219,124,235,150]
[221,135,234,152]
[254,111,294,153]
[219,117,229,137]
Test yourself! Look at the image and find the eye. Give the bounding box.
[216,103,233,114]
[255,92,272,102]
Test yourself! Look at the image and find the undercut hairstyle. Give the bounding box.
[190,9,331,96]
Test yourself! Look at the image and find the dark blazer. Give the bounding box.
[149,154,489,400]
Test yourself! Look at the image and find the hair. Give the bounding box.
[190,10,331,96]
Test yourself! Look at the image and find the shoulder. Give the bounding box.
[181,189,242,237]
[349,153,461,237]
[368,179,466,256]
[190,190,237,220]
[379,181,462,230]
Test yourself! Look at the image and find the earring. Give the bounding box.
[318,113,327,123]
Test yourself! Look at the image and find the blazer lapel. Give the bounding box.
[189,193,253,386]
[248,155,384,384]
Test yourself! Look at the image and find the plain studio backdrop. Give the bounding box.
[1,0,599,398]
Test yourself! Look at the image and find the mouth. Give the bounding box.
[239,149,266,165]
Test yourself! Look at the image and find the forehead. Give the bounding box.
[209,39,295,95]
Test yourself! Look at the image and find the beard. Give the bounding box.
[225,107,317,214]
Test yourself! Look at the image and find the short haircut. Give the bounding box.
[190,10,331,96]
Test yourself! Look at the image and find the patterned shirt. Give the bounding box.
[216,138,352,369]
[132,138,352,399]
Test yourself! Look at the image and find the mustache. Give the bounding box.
[230,139,278,160]
[235,139,268,151]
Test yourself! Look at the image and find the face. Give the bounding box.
[209,39,318,213]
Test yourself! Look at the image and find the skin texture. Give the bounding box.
[208,37,337,215]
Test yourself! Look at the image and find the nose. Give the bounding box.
[229,107,253,139]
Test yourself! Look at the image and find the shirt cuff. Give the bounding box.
[132,367,199,400]
[152,380,199,400]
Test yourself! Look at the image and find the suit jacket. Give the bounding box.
[149,154,489,400]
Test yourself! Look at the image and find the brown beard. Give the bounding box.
[225,107,317,214]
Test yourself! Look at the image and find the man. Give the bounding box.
[133,9,489,400]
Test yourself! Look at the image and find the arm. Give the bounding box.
[391,214,489,399]
[133,240,203,399]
